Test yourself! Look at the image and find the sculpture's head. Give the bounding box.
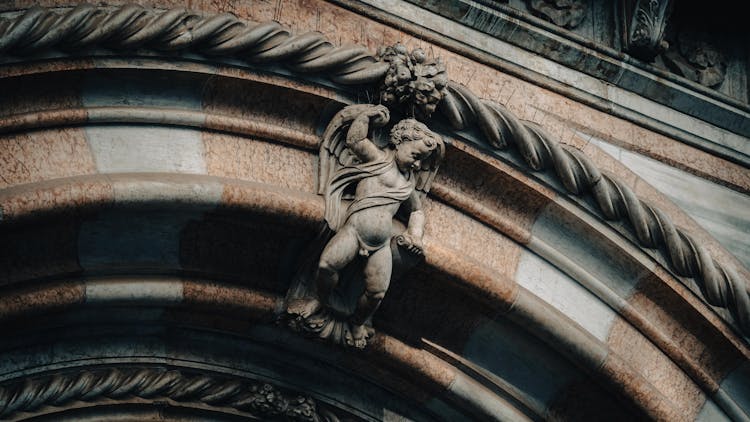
[389,119,443,172]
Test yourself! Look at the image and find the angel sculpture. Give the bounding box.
[282,103,444,348]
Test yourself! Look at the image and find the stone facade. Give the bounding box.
[0,1,748,421]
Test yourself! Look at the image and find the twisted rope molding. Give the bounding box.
[0,4,747,336]
[0,3,387,84]
[0,367,340,421]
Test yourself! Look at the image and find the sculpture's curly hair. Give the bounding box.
[389,118,442,151]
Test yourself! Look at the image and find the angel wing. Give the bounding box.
[413,132,445,197]
[318,104,387,195]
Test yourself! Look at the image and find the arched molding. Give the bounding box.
[1,15,749,417]
[0,169,746,419]
[0,3,747,340]
[0,275,673,420]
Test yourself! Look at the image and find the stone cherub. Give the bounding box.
[282,103,444,348]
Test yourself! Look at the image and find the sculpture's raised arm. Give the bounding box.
[344,105,390,163]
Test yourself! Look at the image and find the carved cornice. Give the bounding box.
[0,367,342,421]
[0,4,748,338]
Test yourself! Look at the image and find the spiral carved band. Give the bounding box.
[0,4,747,336]
[0,4,388,85]
[0,367,335,421]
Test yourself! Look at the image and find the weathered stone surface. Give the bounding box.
[0,128,96,189]
[0,3,746,421]
[607,319,706,418]
[203,133,316,193]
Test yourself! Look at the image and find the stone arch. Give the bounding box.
[1,5,748,421]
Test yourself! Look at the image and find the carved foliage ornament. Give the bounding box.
[378,44,448,121]
[622,0,672,61]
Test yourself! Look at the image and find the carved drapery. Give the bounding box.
[0,4,747,337]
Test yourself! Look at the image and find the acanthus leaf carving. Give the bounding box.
[622,0,672,61]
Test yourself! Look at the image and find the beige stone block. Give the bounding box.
[204,132,316,193]
[433,142,554,245]
[607,319,706,419]
[626,270,745,385]
[0,127,97,189]
[366,333,456,391]
[202,77,325,138]
[220,180,324,226]
[422,199,522,281]
[600,353,683,421]
[182,281,277,321]
[0,177,113,219]
[0,282,85,321]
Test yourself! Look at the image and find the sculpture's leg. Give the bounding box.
[288,227,359,318]
[347,246,392,348]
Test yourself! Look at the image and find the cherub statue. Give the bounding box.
[282,104,444,348]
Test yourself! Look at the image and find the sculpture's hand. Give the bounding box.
[396,233,424,255]
[367,104,390,127]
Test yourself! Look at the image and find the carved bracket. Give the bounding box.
[620,0,672,61]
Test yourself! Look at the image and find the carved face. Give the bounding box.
[395,138,434,173]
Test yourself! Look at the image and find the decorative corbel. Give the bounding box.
[620,0,672,61]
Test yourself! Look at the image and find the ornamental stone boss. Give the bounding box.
[281,104,445,348]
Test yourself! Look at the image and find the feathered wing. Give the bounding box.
[318,104,375,195]
[414,138,445,196]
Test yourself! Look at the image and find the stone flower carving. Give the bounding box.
[526,0,586,29]
[281,104,445,348]
[377,44,448,120]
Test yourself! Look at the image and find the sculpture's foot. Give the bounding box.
[286,297,322,319]
[345,323,371,349]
